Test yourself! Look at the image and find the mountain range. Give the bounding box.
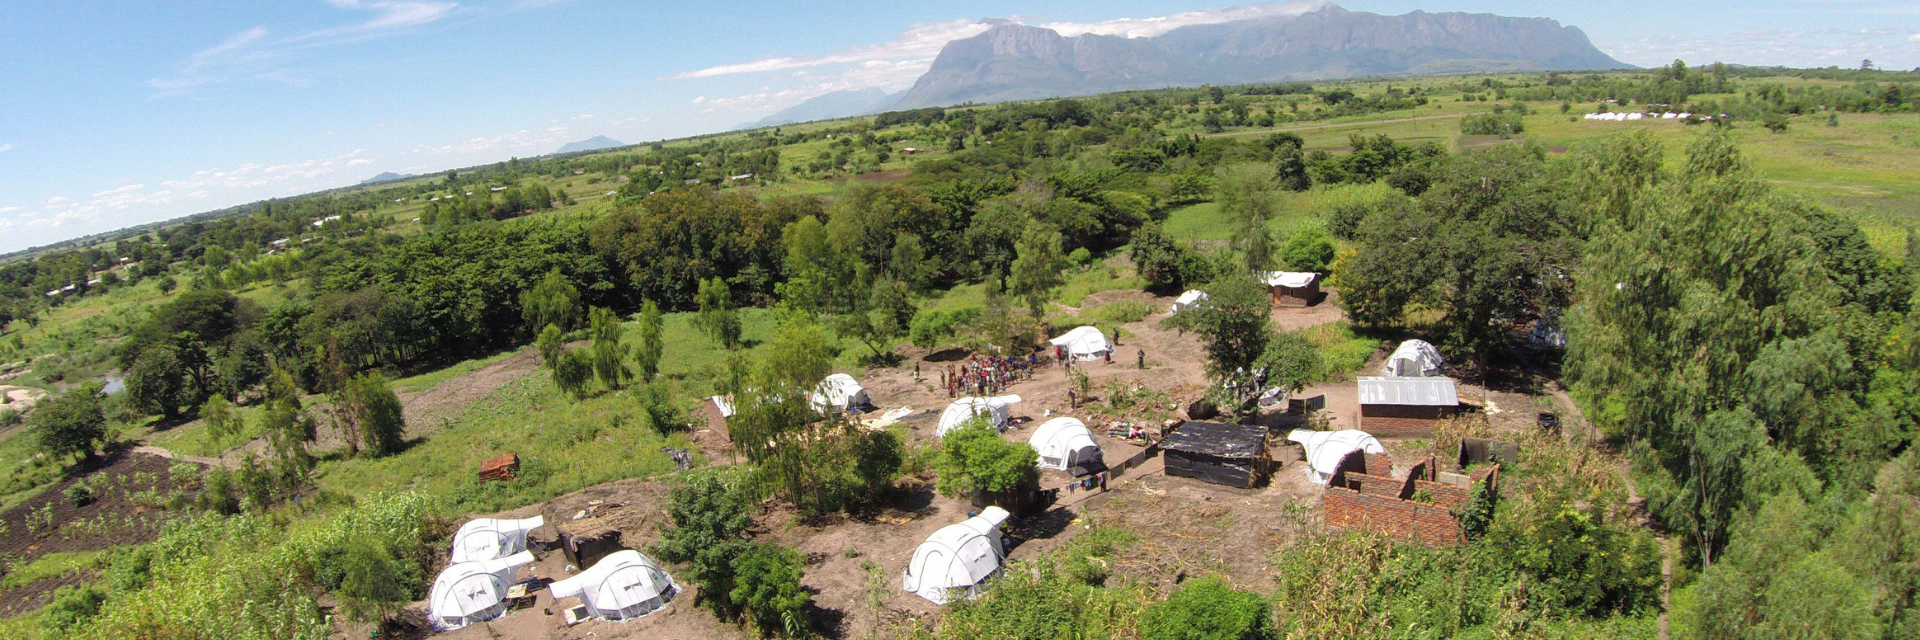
[554,135,627,155]
[745,3,1630,122]
[359,172,414,185]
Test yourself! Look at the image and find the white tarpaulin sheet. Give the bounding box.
[1287,429,1386,484]
[1383,340,1444,378]
[1265,271,1319,288]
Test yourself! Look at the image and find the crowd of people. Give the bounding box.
[940,352,1036,397]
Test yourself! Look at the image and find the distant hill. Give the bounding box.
[554,135,626,155]
[893,4,1630,108]
[740,89,900,129]
[359,171,414,186]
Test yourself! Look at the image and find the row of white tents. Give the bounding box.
[429,516,677,630]
[1582,111,1697,121]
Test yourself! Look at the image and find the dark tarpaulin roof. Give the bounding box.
[1161,421,1267,459]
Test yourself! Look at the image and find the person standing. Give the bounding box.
[1137,348,1145,370]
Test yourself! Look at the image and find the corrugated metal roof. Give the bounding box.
[1357,376,1459,407]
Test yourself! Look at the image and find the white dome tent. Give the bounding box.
[937,395,1022,437]
[808,373,871,414]
[902,506,1011,605]
[1048,326,1112,361]
[1383,340,1444,378]
[1170,290,1208,314]
[428,551,536,630]
[546,550,678,621]
[1029,418,1102,473]
[1287,429,1386,485]
[449,516,545,564]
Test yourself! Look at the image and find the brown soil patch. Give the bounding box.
[0,451,203,615]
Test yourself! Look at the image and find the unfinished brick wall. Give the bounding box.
[1356,407,1455,437]
[1323,450,1499,547]
[1323,487,1466,546]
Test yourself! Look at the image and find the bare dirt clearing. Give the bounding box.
[0,451,202,615]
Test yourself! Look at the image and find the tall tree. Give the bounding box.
[694,277,742,349]
[1009,221,1067,320]
[1215,163,1278,272]
[634,300,665,383]
[519,268,581,334]
[32,384,106,460]
[587,306,629,390]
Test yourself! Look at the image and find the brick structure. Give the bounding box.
[1356,406,1458,436]
[1266,271,1322,308]
[1322,451,1499,547]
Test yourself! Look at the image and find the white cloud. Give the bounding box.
[0,207,17,214]
[571,113,595,121]
[0,143,11,153]
[1910,32,1920,42]
[148,2,458,96]
[1039,1,1324,38]
[348,157,373,166]
[411,127,571,156]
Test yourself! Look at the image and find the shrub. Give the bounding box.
[1142,575,1275,640]
[934,419,1039,498]
[730,542,812,637]
[335,537,414,623]
[1460,112,1524,136]
[64,483,94,507]
[654,470,756,616]
[40,584,107,639]
[1092,300,1153,324]
[1280,228,1335,272]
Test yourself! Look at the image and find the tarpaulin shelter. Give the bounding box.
[1265,271,1321,307]
[1048,326,1112,361]
[1170,290,1208,314]
[1160,421,1269,489]
[1029,417,1102,473]
[450,516,545,564]
[428,551,536,630]
[808,373,871,414]
[1383,340,1443,378]
[547,550,678,621]
[937,395,1021,437]
[1287,429,1385,485]
[555,517,623,570]
[902,506,1010,605]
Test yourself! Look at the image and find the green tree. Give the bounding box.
[587,306,629,390]
[33,384,106,460]
[654,471,756,616]
[335,537,414,624]
[934,419,1039,498]
[1181,271,1274,384]
[519,268,581,334]
[200,394,240,441]
[1130,221,1183,290]
[634,300,665,383]
[730,543,812,637]
[552,349,595,399]
[1216,163,1277,272]
[1009,221,1068,320]
[537,323,566,368]
[337,372,405,456]
[1279,227,1335,272]
[1141,575,1276,640]
[695,277,742,348]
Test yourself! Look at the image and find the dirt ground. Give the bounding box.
[331,288,1569,640]
[0,450,203,615]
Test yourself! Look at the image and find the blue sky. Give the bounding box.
[1,0,1915,253]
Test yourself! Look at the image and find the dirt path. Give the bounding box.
[1201,112,1466,138]
[130,444,236,470]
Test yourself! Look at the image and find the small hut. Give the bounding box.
[1048,326,1112,361]
[1160,421,1269,489]
[1265,271,1321,307]
[1382,340,1444,378]
[808,373,871,414]
[1356,377,1459,436]
[1170,290,1208,315]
